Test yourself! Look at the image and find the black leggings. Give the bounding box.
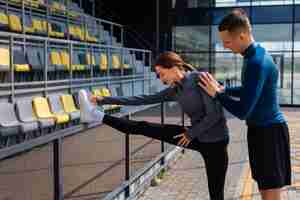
[103,115,228,200]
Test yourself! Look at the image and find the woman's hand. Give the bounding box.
[174,131,191,147]
[198,72,224,97]
[90,95,103,105]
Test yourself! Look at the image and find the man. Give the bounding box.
[199,8,291,200]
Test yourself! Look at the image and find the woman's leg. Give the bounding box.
[103,115,200,151]
[197,140,229,200]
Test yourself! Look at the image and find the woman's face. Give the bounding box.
[155,66,177,85]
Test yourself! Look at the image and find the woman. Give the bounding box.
[79,51,229,200]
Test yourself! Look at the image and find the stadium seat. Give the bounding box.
[78,52,90,72]
[32,18,47,36]
[72,53,85,78]
[50,1,66,14]
[111,53,121,76]
[0,102,21,140]
[135,60,144,74]
[0,47,10,82]
[103,30,112,45]
[0,12,9,31]
[60,51,71,71]
[50,50,67,79]
[101,88,120,112]
[48,22,65,38]
[60,94,80,122]
[15,100,39,134]
[16,99,54,132]
[26,48,43,81]
[68,25,80,40]
[33,97,68,125]
[100,53,108,72]
[47,95,70,126]
[8,14,22,33]
[85,29,98,43]
[122,52,133,75]
[13,49,31,82]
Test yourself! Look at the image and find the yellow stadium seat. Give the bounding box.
[74,26,84,41]
[24,0,40,8]
[60,95,78,113]
[112,54,121,70]
[8,14,22,33]
[86,53,96,65]
[0,12,9,30]
[32,19,47,34]
[9,0,21,4]
[33,97,69,124]
[0,48,10,70]
[60,51,71,71]
[100,53,108,71]
[50,51,62,65]
[33,97,55,119]
[13,50,30,72]
[92,89,101,97]
[85,29,98,43]
[25,26,35,34]
[15,64,30,72]
[100,88,120,110]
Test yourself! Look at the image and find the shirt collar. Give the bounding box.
[241,42,257,58]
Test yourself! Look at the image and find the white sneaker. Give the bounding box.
[79,89,104,123]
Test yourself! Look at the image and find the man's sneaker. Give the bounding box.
[79,89,104,123]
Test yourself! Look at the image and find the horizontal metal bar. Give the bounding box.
[0,104,160,161]
[0,31,151,53]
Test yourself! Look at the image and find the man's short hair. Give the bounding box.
[218,8,251,34]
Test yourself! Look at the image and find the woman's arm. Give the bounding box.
[99,87,176,105]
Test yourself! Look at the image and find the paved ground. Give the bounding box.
[139,108,300,200]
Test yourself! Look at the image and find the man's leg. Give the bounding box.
[260,189,286,200]
[247,124,291,200]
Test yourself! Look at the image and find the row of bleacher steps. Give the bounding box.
[0,0,157,154]
[0,46,147,83]
[0,86,124,149]
[0,0,122,46]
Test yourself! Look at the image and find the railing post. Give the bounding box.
[181,109,185,154]
[53,138,63,200]
[160,102,165,165]
[125,114,130,197]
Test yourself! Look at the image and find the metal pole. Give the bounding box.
[160,102,165,165]
[125,115,130,197]
[291,0,295,105]
[53,138,63,200]
[156,0,160,56]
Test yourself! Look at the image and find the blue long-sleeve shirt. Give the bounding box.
[217,42,286,127]
[100,71,229,143]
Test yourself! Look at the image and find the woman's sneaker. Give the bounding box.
[79,89,104,123]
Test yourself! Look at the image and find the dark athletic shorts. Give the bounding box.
[247,123,291,190]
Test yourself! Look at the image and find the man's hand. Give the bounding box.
[174,132,191,147]
[198,72,224,97]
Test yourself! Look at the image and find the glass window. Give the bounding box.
[173,26,209,52]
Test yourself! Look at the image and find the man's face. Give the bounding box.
[219,30,244,54]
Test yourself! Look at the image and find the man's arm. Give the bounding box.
[224,86,242,98]
[216,62,268,120]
